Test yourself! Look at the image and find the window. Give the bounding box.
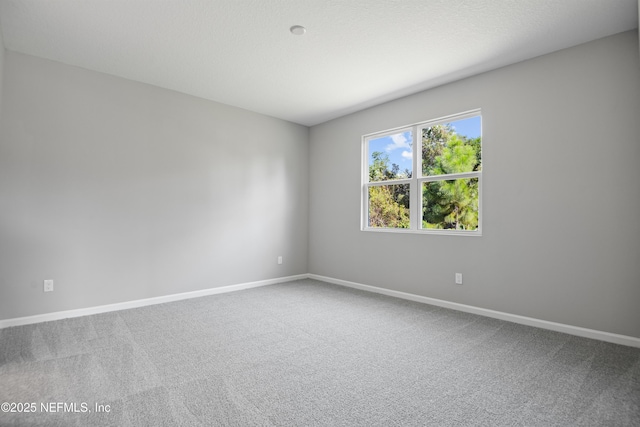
[362,110,482,235]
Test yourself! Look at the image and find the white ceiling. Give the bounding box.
[0,0,638,126]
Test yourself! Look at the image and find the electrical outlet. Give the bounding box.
[44,279,54,292]
[455,273,463,285]
[277,256,283,265]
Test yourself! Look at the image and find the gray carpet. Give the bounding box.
[1,279,639,426]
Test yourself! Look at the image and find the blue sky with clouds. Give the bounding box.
[368,116,481,175]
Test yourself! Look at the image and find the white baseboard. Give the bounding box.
[0,274,308,329]
[3,272,639,348]
[308,274,640,348]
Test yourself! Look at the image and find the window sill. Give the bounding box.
[361,227,482,237]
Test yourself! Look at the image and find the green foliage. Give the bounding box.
[368,124,481,231]
[468,137,482,171]
[369,151,391,182]
[368,151,410,228]
[368,185,410,228]
[421,124,451,175]
[422,126,481,230]
[369,151,410,182]
[422,178,478,230]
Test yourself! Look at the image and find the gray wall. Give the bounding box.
[309,30,640,338]
[0,22,4,120]
[0,51,309,320]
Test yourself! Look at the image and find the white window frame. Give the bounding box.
[361,109,482,236]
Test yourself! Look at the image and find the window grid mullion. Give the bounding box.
[411,125,419,230]
[366,178,412,187]
[418,171,480,183]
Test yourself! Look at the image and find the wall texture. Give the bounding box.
[0,51,309,320]
[309,30,640,338]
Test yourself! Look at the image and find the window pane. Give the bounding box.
[422,178,479,231]
[368,184,410,228]
[368,130,413,182]
[421,116,481,176]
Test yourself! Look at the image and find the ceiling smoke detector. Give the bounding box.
[290,25,306,36]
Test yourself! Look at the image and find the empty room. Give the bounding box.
[1,1,639,426]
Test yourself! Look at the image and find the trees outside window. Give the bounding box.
[362,111,482,235]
